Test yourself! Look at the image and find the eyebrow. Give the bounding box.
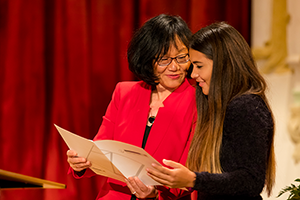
[192,61,203,65]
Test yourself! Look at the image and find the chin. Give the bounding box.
[160,79,184,91]
[165,84,181,91]
[202,88,207,94]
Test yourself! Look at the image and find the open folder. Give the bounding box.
[55,124,161,186]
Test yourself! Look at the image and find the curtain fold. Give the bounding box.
[0,0,251,199]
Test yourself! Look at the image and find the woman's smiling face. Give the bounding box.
[153,38,190,92]
[190,48,213,95]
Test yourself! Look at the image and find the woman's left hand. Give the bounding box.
[125,176,157,199]
[147,159,196,189]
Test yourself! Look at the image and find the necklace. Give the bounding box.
[147,90,170,126]
[148,116,155,125]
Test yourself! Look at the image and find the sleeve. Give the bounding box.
[93,82,121,141]
[192,95,273,197]
[68,83,122,178]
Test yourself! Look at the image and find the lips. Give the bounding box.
[167,74,181,79]
[198,81,205,87]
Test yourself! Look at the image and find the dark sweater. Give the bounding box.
[193,94,274,200]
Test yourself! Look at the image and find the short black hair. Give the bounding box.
[127,14,192,86]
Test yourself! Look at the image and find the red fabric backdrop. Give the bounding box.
[0,0,251,199]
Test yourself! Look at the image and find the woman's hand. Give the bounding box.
[67,150,91,172]
[125,176,157,199]
[147,159,196,189]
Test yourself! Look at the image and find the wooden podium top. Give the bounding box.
[0,169,66,190]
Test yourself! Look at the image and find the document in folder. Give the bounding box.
[54,124,161,186]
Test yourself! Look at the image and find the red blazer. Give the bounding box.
[73,79,196,200]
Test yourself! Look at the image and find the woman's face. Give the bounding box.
[154,39,190,92]
[190,49,213,95]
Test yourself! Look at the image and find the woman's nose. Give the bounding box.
[167,59,180,71]
[191,68,199,79]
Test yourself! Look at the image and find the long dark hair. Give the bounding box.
[186,22,275,196]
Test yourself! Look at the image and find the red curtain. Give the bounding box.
[0,0,251,199]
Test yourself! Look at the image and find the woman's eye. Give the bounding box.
[161,58,168,61]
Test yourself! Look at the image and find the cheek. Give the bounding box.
[207,68,213,82]
[192,67,201,76]
[155,69,164,76]
[181,62,190,71]
[153,66,162,76]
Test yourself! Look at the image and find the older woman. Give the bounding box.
[66,14,196,200]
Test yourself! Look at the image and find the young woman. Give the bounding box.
[147,22,276,200]
[66,14,196,200]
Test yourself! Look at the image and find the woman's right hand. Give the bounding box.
[67,150,91,172]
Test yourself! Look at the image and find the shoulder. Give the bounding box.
[116,81,147,89]
[112,81,151,103]
[225,94,273,129]
[115,81,150,94]
[227,94,268,113]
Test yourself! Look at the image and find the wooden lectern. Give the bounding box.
[0,169,66,190]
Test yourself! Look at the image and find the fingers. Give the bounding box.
[148,160,196,189]
[162,159,183,169]
[66,150,91,172]
[132,177,149,192]
[124,178,135,194]
[147,165,174,187]
[147,170,173,187]
[126,177,147,193]
[146,160,185,188]
[67,150,77,157]
[125,177,155,199]
[69,160,91,172]
[151,162,172,175]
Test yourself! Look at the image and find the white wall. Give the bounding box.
[252,0,300,199]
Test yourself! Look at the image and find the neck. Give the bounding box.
[154,84,175,101]
[147,84,175,126]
